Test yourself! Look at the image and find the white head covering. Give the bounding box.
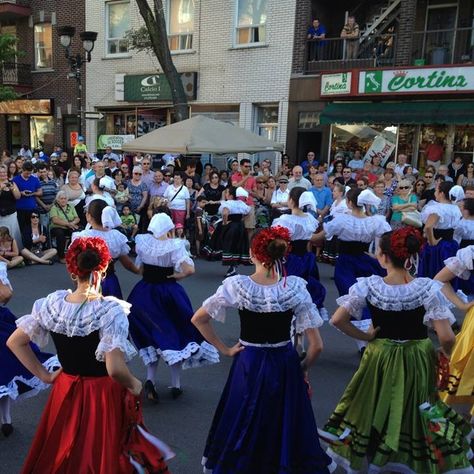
[98,175,116,190]
[357,189,381,207]
[101,206,122,230]
[148,213,175,238]
[449,185,465,203]
[298,191,317,211]
[0,261,12,289]
[236,187,249,198]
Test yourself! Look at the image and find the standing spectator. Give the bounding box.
[67,155,88,185]
[419,171,436,207]
[288,165,311,190]
[102,146,120,164]
[300,151,318,175]
[0,165,22,249]
[85,160,114,192]
[383,168,398,198]
[424,137,444,170]
[19,144,32,159]
[348,150,364,170]
[307,18,327,61]
[49,191,80,263]
[266,176,277,197]
[35,163,59,231]
[457,162,474,188]
[394,154,409,177]
[6,160,18,179]
[85,178,116,208]
[12,161,42,233]
[140,155,155,188]
[14,156,24,173]
[261,159,272,175]
[310,174,333,220]
[231,158,257,238]
[229,159,239,179]
[148,170,169,198]
[184,160,201,188]
[120,162,130,181]
[201,163,213,186]
[200,171,225,216]
[127,166,149,224]
[58,151,70,172]
[341,16,360,59]
[413,178,426,200]
[448,155,467,183]
[60,169,86,227]
[437,164,453,182]
[270,176,290,218]
[164,171,190,226]
[371,156,384,176]
[330,160,345,179]
[373,180,391,219]
[254,177,271,228]
[335,166,356,187]
[219,170,229,187]
[20,212,57,265]
[73,136,88,155]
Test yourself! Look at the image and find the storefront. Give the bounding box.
[287,65,474,169]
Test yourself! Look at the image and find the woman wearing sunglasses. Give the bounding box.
[390,179,418,230]
[457,162,474,188]
[20,213,57,265]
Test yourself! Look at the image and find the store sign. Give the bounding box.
[0,99,52,115]
[98,135,136,150]
[359,67,474,94]
[363,136,396,166]
[321,72,352,96]
[122,72,197,101]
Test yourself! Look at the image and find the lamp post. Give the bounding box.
[58,26,98,138]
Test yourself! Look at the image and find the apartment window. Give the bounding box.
[106,1,130,55]
[34,24,53,69]
[168,0,194,51]
[236,0,267,45]
[257,105,278,141]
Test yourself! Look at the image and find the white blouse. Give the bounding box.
[135,234,194,271]
[72,228,129,259]
[164,185,190,211]
[218,200,250,216]
[329,198,350,217]
[0,261,11,289]
[272,213,318,240]
[324,214,391,242]
[421,202,462,229]
[202,275,323,334]
[454,219,474,243]
[16,290,137,362]
[444,246,474,280]
[337,275,455,326]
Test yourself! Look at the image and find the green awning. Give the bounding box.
[320,101,474,125]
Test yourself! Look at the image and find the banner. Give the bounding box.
[363,136,396,166]
[97,135,135,150]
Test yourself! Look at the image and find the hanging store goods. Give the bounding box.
[359,66,474,95]
[120,72,197,102]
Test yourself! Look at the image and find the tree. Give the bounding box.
[131,0,189,122]
[0,34,20,101]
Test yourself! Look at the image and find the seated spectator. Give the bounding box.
[413,178,427,200]
[390,179,418,230]
[371,156,384,176]
[457,162,474,188]
[355,161,378,185]
[61,168,86,227]
[356,176,369,189]
[271,176,290,218]
[301,151,318,175]
[438,164,453,182]
[49,191,80,263]
[147,195,167,220]
[20,212,57,265]
[465,185,474,198]
[330,160,345,179]
[119,204,138,242]
[335,167,356,186]
[310,174,333,220]
[402,165,417,185]
[0,226,23,269]
[219,170,229,187]
[373,180,391,219]
[348,151,364,170]
[288,165,311,190]
[85,178,116,208]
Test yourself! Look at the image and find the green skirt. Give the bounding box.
[323,338,473,473]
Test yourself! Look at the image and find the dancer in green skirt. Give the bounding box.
[322,227,474,473]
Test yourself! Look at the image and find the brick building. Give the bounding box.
[0,0,86,155]
[84,0,295,167]
[287,0,474,169]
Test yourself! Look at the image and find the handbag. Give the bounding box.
[401,210,422,228]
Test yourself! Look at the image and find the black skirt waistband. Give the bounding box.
[142,264,175,283]
[105,260,115,276]
[338,241,370,255]
[291,240,309,256]
[460,239,474,249]
[228,214,243,222]
[433,228,454,240]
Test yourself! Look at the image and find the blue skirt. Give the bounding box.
[101,273,123,299]
[335,253,386,321]
[285,252,326,316]
[0,307,59,400]
[418,239,459,280]
[202,343,333,474]
[128,280,219,368]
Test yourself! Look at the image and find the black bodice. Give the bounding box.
[51,331,108,377]
[228,214,243,222]
[433,228,454,240]
[291,240,309,256]
[338,240,370,255]
[239,308,293,344]
[367,301,428,340]
[461,239,474,249]
[142,263,175,283]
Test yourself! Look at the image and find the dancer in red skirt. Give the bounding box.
[7,237,172,474]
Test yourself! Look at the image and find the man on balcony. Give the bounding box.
[341,16,360,59]
[307,18,327,61]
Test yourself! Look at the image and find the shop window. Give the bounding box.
[418,126,448,170]
[30,116,54,150]
[298,112,320,129]
[34,24,53,69]
[106,1,130,56]
[454,126,474,164]
[236,0,267,45]
[256,105,278,141]
[168,0,194,51]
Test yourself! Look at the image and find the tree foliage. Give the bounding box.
[0,33,22,102]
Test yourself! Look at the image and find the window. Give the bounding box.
[34,24,53,69]
[106,1,130,55]
[30,116,54,149]
[236,0,267,45]
[257,105,278,140]
[168,0,194,51]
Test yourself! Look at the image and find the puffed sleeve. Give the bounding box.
[114,230,131,256]
[201,276,240,322]
[373,214,392,236]
[0,262,11,289]
[293,279,324,333]
[96,299,137,362]
[323,215,342,240]
[423,280,456,326]
[445,246,474,281]
[336,278,369,320]
[15,298,50,348]
[173,240,194,272]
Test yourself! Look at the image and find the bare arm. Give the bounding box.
[118,254,140,274]
[300,327,323,371]
[169,261,195,280]
[432,319,455,357]
[311,229,326,243]
[105,349,142,395]
[331,306,379,341]
[137,190,148,212]
[424,214,440,246]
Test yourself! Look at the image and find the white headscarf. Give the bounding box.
[298,191,317,212]
[236,187,249,198]
[449,185,465,203]
[0,261,11,289]
[357,189,381,207]
[101,206,122,230]
[148,213,175,238]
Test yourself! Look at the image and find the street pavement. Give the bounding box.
[0,258,461,473]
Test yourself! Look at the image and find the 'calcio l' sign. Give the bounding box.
[358,66,474,94]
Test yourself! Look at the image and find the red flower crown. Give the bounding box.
[389,227,423,261]
[251,226,291,267]
[66,237,111,278]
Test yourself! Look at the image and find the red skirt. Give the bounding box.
[21,372,169,474]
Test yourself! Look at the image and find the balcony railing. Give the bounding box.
[304,34,397,74]
[411,27,474,66]
[0,62,32,87]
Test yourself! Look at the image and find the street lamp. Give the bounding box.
[58,26,98,138]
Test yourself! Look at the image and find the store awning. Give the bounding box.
[320,101,474,125]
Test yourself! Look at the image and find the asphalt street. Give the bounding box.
[0,258,462,473]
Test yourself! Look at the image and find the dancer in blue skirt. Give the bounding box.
[313,188,391,354]
[0,261,58,437]
[128,213,219,401]
[419,181,462,279]
[73,199,140,298]
[192,226,335,474]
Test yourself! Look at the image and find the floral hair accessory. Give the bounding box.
[251,226,291,268]
[389,227,423,261]
[66,237,111,278]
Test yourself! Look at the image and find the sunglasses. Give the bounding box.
[165,174,171,178]
[416,183,425,186]
[31,214,39,218]
[133,172,142,175]
[424,175,433,179]
[468,165,474,168]
[51,161,58,164]
[399,186,410,190]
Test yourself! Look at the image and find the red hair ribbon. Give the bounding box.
[66,237,111,278]
[389,227,424,261]
[251,226,291,269]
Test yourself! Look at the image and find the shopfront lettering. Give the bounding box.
[388,70,468,91]
[321,73,352,96]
